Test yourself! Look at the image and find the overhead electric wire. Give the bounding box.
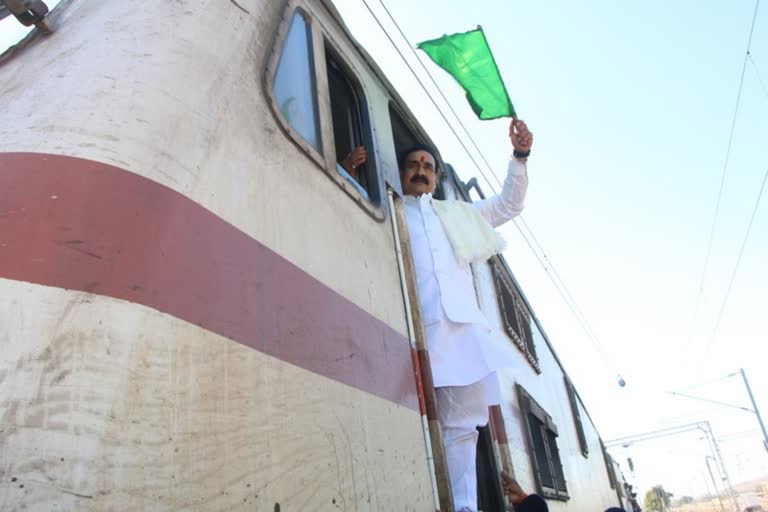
[376,0,503,190]
[362,0,622,377]
[709,165,768,340]
[748,52,768,101]
[667,391,755,413]
[691,0,761,341]
[359,0,498,194]
[676,373,734,392]
[376,0,608,356]
[518,217,605,345]
[377,0,599,335]
[515,216,620,368]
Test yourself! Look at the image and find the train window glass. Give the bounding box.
[564,376,589,458]
[490,259,539,371]
[272,11,321,152]
[325,46,379,204]
[517,385,569,501]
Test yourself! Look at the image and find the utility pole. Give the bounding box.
[606,421,739,511]
[705,456,726,512]
[738,368,768,453]
[701,422,738,512]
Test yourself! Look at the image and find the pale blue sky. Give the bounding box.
[2,0,766,500]
[333,0,768,498]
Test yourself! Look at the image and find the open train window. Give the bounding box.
[267,5,385,219]
[476,424,505,511]
[325,46,380,204]
[517,385,569,501]
[389,103,419,161]
[271,10,321,153]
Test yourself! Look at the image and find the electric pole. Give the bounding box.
[737,368,768,453]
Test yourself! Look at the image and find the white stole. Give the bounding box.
[431,199,506,265]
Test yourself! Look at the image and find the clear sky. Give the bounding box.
[2,0,767,503]
[327,0,768,501]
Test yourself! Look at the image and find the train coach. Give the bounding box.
[0,1,633,511]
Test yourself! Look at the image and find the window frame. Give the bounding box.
[324,40,382,206]
[264,1,385,221]
[517,384,569,501]
[491,257,540,372]
[601,440,618,490]
[564,376,590,458]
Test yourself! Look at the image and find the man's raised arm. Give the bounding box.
[474,119,533,228]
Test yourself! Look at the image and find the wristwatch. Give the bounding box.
[513,149,531,159]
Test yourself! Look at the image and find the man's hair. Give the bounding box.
[398,143,439,173]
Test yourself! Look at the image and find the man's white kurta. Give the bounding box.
[403,158,528,388]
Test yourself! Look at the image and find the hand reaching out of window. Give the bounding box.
[502,471,549,512]
[501,471,528,505]
[341,146,367,179]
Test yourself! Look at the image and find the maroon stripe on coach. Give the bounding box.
[0,153,419,411]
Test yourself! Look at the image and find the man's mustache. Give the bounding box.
[410,175,429,185]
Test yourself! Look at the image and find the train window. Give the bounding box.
[325,46,379,204]
[490,258,539,371]
[517,385,569,501]
[564,376,589,458]
[389,104,419,161]
[272,11,321,152]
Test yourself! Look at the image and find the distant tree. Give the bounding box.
[644,485,673,511]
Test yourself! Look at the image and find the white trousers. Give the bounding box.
[435,374,495,512]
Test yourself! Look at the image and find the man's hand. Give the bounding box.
[509,119,533,156]
[341,146,367,178]
[501,471,528,505]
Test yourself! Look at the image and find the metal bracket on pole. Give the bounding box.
[0,0,51,35]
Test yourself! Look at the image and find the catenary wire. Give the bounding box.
[690,0,761,342]
[747,52,768,102]
[709,166,768,341]
[375,0,619,368]
[376,0,504,190]
[360,0,500,194]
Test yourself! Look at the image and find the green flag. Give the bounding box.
[417,27,515,120]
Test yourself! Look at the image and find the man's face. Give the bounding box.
[401,150,437,197]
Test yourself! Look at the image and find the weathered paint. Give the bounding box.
[0,152,418,411]
[0,279,433,511]
[0,0,438,509]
